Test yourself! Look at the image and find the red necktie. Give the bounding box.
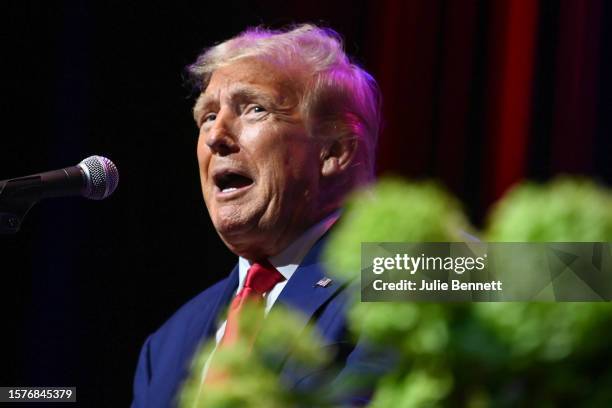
[220,260,285,347]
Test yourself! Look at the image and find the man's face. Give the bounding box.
[195,58,323,259]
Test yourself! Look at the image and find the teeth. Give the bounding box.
[222,187,237,193]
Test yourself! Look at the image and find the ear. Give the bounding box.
[321,135,358,177]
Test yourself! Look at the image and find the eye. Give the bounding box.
[199,112,217,128]
[203,112,217,122]
[246,105,266,115]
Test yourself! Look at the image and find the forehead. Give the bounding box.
[201,58,302,105]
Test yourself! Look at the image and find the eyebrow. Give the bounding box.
[193,85,281,123]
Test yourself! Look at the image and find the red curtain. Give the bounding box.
[362,0,607,221]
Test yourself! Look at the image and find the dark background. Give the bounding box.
[0,1,610,406]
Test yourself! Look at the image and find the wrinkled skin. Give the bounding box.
[195,58,335,260]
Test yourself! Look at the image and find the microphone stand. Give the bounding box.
[0,178,41,234]
[0,200,34,234]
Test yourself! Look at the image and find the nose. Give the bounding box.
[205,110,239,156]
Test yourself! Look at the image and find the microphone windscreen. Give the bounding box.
[78,156,119,200]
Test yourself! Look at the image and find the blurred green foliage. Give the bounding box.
[179,302,334,408]
[323,177,472,280]
[485,177,612,242]
[180,176,612,407]
[325,176,612,406]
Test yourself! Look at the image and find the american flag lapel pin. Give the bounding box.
[315,277,333,288]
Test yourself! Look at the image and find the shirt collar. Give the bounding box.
[237,211,340,290]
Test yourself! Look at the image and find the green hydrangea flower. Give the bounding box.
[486,177,612,242]
[324,176,473,280]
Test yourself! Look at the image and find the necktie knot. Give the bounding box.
[244,260,285,295]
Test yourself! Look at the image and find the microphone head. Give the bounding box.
[78,156,119,200]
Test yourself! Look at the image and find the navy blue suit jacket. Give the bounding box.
[132,237,385,407]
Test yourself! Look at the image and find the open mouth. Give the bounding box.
[214,171,254,194]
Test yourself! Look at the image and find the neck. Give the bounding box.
[226,209,340,260]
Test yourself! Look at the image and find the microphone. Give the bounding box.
[0,155,119,202]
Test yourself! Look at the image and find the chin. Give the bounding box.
[213,213,259,241]
[214,218,248,237]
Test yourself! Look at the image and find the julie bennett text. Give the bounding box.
[372,279,503,292]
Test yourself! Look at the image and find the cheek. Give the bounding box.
[196,132,205,160]
[244,123,316,189]
[284,141,319,178]
[196,134,210,173]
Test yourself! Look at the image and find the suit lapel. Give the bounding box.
[276,236,349,336]
[272,235,353,385]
